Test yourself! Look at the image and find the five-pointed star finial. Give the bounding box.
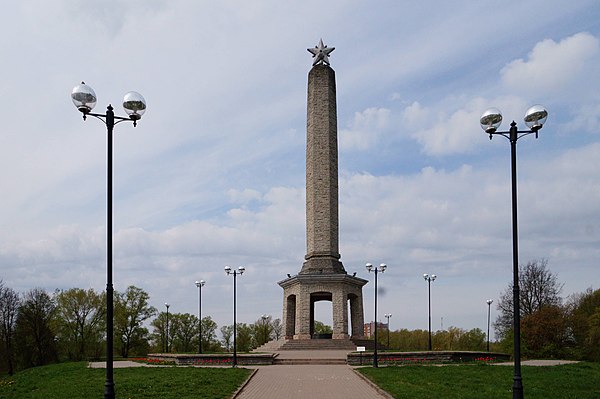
[307,39,335,66]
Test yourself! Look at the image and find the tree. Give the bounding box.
[235,323,254,352]
[0,281,20,374]
[521,305,570,358]
[494,259,563,339]
[253,315,273,346]
[150,312,168,353]
[170,313,197,353]
[54,288,105,361]
[569,287,600,361]
[220,324,233,352]
[15,288,58,368]
[313,320,332,335]
[271,318,283,340]
[200,316,218,352]
[114,286,156,357]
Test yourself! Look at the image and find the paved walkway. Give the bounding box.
[234,365,388,399]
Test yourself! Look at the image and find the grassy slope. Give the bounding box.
[359,362,600,399]
[0,362,251,399]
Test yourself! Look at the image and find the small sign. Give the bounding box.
[357,346,366,352]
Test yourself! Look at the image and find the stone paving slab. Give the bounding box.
[234,365,388,399]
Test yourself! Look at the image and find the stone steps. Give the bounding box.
[273,358,347,365]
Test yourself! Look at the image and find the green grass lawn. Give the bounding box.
[358,362,600,399]
[0,362,251,399]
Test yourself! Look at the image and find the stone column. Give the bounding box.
[294,289,312,339]
[302,64,345,274]
[332,289,349,339]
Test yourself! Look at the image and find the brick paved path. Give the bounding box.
[234,365,388,399]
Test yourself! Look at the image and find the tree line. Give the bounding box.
[493,259,600,360]
[0,282,283,375]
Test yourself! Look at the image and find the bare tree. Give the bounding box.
[0,281,21,374]
[494,259,563,339]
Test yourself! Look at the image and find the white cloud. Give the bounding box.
[501,32,600,96]
[340,107,391,151]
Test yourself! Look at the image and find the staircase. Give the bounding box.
[254,337,381,352]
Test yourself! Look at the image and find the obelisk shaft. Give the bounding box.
[301,64,345,274]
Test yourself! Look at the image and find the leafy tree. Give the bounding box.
[200,316,219,352]
[220,324,233,352]
[494,259,563,339]
[0,281,20,374]
[234,323,254,352]
[15,288,58,368]
[569,287,600,361]
[54,288,105,361]
[313,320,333,335]
[521,305,570,358]
[114,286,156,357]
[169,313,197,353]
[253,315,273,346]
[149,312,168,352]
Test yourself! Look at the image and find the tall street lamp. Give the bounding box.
[423,274,437,351]
[225,266,245,367]
[71,82,146,399]
[480,104,548,399]
[366,263,387,368]
[165,303,170,353]
[385,313,392,349]
[486,299,494,352]
[195,280,206,354]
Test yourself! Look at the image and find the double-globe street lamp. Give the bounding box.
[423,274,437,351]
[71,82,146,399]
[486,299,494,352]
[366,263,387,368]
[384,313,392,349]
[225,266,245,367]
[479,104,548,399]
[165,303,170,353]
[195,280,206,353]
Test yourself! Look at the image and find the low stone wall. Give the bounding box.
[347,351,510,366]
[148,353,276,366]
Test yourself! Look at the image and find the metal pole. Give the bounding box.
[428,279,432,351]
[487,302,491,352]
[373,269,378,368]
[387,317,390,349]
[510,122,524,399]
[104,105,115,399]
[198,286,202,354]
[166,305,169,353]
[233,272,237,367]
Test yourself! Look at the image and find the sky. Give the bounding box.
[1,1,599,340]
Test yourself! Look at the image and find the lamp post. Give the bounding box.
[480,104,548,399]
[195,280,206,354]
[366,263,387,368]
[385,313,392,349]
[165,303,170,353]
[486,299,493,352]
[71,82,146,399]
[225,266,245,367]
[423,274,436,351]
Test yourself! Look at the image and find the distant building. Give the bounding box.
[364,322,388,338]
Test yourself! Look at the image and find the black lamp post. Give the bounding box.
[486,299,493,352]
[366,263,387,368]
[261,314,270,345]
[165,303,170,353]
[480,104,548,399]
[195,280,206,354]
[71,82,146,399]
[225,266,245,367]
[384,313,392,349]
[423,273,437,351]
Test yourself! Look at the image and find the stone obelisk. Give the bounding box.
[279,40,366,341]
[302,47,345,274]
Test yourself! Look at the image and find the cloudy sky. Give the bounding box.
[1,1,599,339]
